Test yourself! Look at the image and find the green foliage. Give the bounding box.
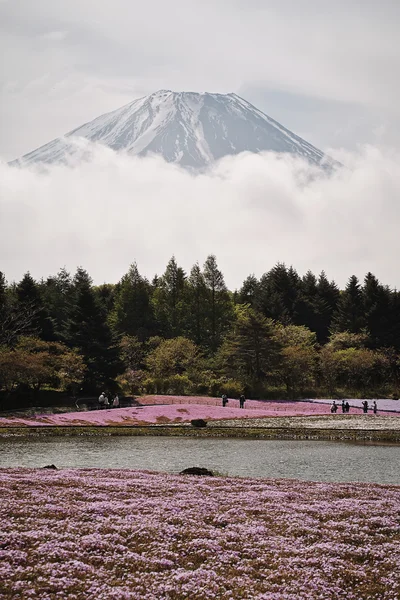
[110,263,154,339]
[65,268,122,391]
[2,259,400,400]
[218,306,281,394]
[0,337,85,397]
[146,336,200,379]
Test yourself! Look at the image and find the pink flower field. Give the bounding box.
[1,468,399,599]
[1,397,392,427]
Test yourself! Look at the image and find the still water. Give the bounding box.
[0,436,399,484]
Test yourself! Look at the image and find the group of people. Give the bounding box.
[330,399,378,414]
[98,392,119,409]
[222,394,246,408]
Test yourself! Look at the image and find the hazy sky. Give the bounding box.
[1,0,400,289]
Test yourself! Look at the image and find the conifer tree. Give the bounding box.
[66,268,121,391]
[186,263,208,346]
[238,275,260,307]
[152,256,187,337]
[362,273,392,347]
[332,275,365,334]
[16,272,54,340]
[203,255,233,352]
[111,263,154,339]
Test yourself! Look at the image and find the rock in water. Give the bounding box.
[180,467,214,476]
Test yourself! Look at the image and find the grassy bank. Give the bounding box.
[1,423,400,443]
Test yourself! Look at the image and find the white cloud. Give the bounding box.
[1,145,400,290]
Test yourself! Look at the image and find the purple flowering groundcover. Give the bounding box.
[0,468,399,599]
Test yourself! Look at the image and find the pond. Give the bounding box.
[0,436,399,485]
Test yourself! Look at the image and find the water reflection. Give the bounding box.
[0,436,399,485]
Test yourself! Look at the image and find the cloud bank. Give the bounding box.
[1,145,400,290]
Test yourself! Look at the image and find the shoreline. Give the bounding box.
[1,423,400,443]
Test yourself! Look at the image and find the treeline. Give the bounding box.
[1,257,400,406]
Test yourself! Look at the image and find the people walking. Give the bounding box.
[239,394,246,409]
[362,400,369,414]
[330,400,338,413]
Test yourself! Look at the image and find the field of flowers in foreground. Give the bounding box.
[1,469,399,600]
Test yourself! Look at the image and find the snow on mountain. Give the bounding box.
[14,90,329,168]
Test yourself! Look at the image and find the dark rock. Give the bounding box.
[190,419,207,428]
[42,464,57,469]
[180,467,214,476]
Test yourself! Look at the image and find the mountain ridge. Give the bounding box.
[13,90,329,168]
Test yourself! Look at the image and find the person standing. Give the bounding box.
[345,401,350,413]
[98,392,106,409]
[239,394,245,409]
[112,394,120,408]
[222,394,228,407]
[362,400,369,414]
[373,400,377,414]
[330,400,338,413]
[341,400,346,413]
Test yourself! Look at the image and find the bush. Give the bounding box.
[209,378,243,398]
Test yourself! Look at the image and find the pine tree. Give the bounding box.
[257,263,300,323]
[111,263,154,339]
[238,275,260,307]
[66,268,121,391]
[41,268,73,341]
[203,255,233,352]
[218,306,280,391]
[362,273,392,347]
[152,256,187,337]
[313,271,340,342]
[16,272,54,340]
[185,263,208,346]
[332,275,365,334]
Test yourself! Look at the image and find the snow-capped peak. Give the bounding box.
[14,90,328,168]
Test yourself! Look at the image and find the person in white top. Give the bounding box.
[112,394,120,408]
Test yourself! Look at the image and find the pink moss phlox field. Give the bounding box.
[1,468,399,599]
[2,397,396,427]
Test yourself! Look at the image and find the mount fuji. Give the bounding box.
[14,90,329,168]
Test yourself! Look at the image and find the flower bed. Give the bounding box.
[0,468,399,599]
[0,400,373,427]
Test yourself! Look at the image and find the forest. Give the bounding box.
[1,255,400,409]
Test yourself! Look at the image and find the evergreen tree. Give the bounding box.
[238,274,260,307]
[362,273,392,347]
[152,256,187,337]
[257,263,300,323]
[332,275,365,334]
[41,268,72,341]
[66,268,121,391]
[111,263,154,339]
[313,271,340,343]
[218,306,280,391]
[16,272,54,340]
[203,255,233,352]
[185,263,208,346]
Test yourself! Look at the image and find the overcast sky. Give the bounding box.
[1,0,400,289]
